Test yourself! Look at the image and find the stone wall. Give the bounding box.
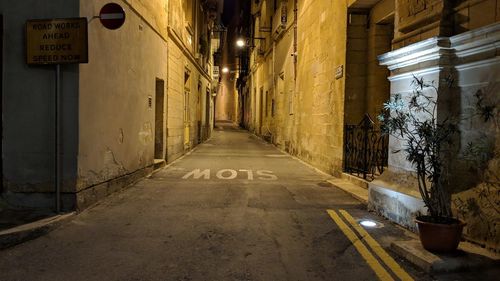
[374,22,500,250]
[394,0,500,49]
[247,0,347,175]
[345,13,368,125]
[77,0,169,209]
[454,0,500,33]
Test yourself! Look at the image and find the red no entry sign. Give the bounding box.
[99,3,126,30]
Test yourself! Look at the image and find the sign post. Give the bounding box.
[55,64,61,212]
[26,17,88,212]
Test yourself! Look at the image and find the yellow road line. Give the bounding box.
[339,210,414,281]
[327,210,395,281]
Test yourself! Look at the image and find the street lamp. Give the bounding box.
[236,38,246,48]
[222,66,229,74]
[235,37,266,48]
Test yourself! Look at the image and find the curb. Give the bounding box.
[0,212,76,250]
[327,179,369,205]
[391,240,500,273]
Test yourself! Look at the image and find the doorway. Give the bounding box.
[154,79,165,160]
[343,8,394,180]
[184,68,191,150]
[184,91,190,149]
[205,88,211,139]
[259,87,264,135]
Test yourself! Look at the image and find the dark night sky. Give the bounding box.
[221,0,237,26]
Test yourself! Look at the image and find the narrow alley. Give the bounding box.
[1,1,499,280]
[0,124,426,281]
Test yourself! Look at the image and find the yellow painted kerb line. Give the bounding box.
[327,209,395,281]
[339,210,414,281]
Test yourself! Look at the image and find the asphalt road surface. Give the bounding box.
[0,126,466,281]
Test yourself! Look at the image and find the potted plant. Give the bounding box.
[378,76,465,252]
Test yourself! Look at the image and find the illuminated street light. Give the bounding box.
[222,67,229,73]
[236,38,246,48]
[234,37,266,48]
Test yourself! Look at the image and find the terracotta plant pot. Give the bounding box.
[415,215,465,253]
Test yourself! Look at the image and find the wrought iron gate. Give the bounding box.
[343,114,388,181]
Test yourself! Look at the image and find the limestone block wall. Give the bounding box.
[272,31,295,149]
[454,0,500,33]
[394,0,500,49]
[345,13,368,125]
[365,23,392,122]
[246,0,347,175]
[345,0,393,126]
[394,0,446,48]
[0,0,80,207]
[293,0,347,174]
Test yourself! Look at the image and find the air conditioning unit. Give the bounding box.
[272,1,287,39]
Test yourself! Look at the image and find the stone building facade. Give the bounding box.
[0,0,221,211]
[242,0,499,250]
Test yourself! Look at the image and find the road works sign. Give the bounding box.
[26,18,88,65]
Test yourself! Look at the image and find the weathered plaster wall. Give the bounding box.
[1,0,214,210]
[78,0,169,202]
[166,41,186,162]
[0,0,80,207]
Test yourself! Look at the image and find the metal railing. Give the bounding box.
[343,114,389,181]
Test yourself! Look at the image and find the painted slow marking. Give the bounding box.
[182,169,210,179]
[216,169,237,180]
[339,210,414,281]
[181,169,278,180]
[327,210,395,281]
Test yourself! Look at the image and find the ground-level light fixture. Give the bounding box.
[360,220,377,227]
[222,67,229,74]
[358,219,383,228]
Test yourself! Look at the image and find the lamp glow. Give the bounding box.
[222,67,229,73]
[236,38,245,48]
[360,220,377,228]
